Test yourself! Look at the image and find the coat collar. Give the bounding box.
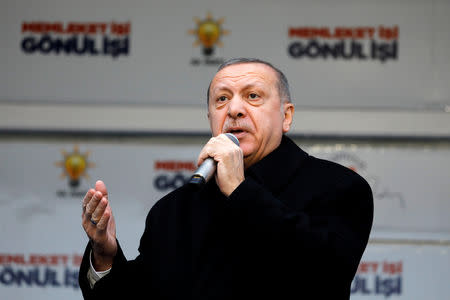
[189,135,308,272]
[245,135,309,195]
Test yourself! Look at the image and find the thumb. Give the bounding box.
[95,180,108,199]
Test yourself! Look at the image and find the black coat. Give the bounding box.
[79,135,373,299]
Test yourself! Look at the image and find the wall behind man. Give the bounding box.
[1,0,449,299]
[1,0,450,136]
[0,135,449,300]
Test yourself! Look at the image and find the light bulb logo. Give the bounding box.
[55,145,95,188]
[189,12,230,56]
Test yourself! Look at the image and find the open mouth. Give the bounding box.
[228,129,244,134]
[226,129,247,140]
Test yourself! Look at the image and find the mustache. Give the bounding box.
[222,120,253,133]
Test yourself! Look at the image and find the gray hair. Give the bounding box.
[207,58,291,104]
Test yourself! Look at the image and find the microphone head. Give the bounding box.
[224,133,240,146]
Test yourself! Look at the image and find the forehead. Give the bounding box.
[210,63,278,91]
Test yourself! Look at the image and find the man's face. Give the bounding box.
[208,62,294,168]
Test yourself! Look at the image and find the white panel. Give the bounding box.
[1,103,450,137]
[351,242,450,299]
[1,0,449,110]
[1,138,449,299]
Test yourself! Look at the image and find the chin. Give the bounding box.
[240,144,256,158]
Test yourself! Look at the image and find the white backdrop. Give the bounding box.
[2,0,449,110]
[351,243,450,299]
[0,138,449,299]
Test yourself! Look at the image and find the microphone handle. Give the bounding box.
[189,133,239,185]
[190,158,216,185]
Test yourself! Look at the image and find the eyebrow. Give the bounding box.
[210,85,232,96]
[211,81,266,95]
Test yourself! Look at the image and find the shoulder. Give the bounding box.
[299,154,372,197]
[293,155,373,222]
[273,136,372,197]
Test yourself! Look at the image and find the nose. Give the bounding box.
[227,97,246,119]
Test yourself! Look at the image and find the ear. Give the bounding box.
[282,102,294,133]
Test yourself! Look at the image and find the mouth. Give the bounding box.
[225,128,247,139]
[227,129,245,135]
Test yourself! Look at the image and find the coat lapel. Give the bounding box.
[246,135,309,197]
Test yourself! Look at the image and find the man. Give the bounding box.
[79,58,373,299]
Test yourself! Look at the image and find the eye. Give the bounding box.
[248,93,259,100]
[217,95,228,102]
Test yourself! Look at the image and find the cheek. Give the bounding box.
[209,112,225,135]
[258,113,283,142]
[259,111,282,132]
[239,141,257,157]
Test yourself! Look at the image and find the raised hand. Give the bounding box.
[82,180,117,271]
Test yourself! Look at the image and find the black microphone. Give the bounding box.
[189,133,240,185]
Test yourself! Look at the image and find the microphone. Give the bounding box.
[189,133,240,185]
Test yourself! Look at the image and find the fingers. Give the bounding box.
[197,134,238,166]
[197,146,211,167]
[96,205,111,231]
[91,197,108,224]
[82,188,95,212]
[95,180,108,198]
[82,193,111,237]
[81,181,116,257]
[82,180,108,216]
[197,134,244,196]
[197,136,215,166]
[85,191,103,218]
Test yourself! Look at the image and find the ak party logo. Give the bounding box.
[54,145,95,198]
[188,12,230,66]
[329,151,405,208]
